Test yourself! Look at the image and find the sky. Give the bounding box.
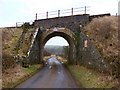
[45,36,69,46]
[0,0,119,27]
[0,0,119,46]
[118,1,120,15]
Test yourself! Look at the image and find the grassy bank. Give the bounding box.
[2,64,43,88]
[67,65,118,88]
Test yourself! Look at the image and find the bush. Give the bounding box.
[21,22,31,31]
[84,16,118,57]
[2,53,15,72]
[83,16,119,78]
[21,56,29,68]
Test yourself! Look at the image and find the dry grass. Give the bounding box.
[2,27,23,71]
[2,27,34,55]
[67,65,119,88]
[18,28,33,55]
[84,16,118,57]
[1,27,39,88]
[2,27,23,54]
[2,65,26,88]
[83,16,120,80]
[2,64,42,88]
[2,27,34,71]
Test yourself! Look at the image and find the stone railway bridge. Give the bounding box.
[28,14,109,72]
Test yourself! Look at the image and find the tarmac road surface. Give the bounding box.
[16,58,80,88]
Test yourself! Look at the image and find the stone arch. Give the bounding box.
[39,27,77,64]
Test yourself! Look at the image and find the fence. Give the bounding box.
[15,6,90,27]
[35,6,90,20]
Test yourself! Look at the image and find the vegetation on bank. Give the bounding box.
[83,16,119,78]
[67,65,119,88]
[1,16,119,88]
[83,16,118,58]
[2,23,34,72]
[2,27,23,72]
[2,64,43,88]
[2,23,39,88]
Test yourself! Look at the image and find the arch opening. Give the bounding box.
[39,28,77,64]
[43,36,69,63]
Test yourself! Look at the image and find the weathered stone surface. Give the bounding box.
[79,32,110,72]
[28,14,110,73]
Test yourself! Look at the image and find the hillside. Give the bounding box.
[2,26,34,71]
[44,45,69,56]
[1,26,45,88]
[84,16,118,58]
[83,16,119,78]
[2,27,23,55]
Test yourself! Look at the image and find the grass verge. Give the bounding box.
[2,64,43,88]
[66,65,118,88]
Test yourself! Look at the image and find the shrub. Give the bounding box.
[21,22,31,31]
[83,16,119,78]
[2,52,15,72]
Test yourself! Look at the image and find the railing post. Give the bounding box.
[116,13,117,16]
[85,6,86,14]
[46,11,48,19]
[16,22,17,27]
[71,8,73,16]
[58,10,60,17]
[35,13,37,20]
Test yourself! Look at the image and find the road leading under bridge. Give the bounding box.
[16,58,80,88]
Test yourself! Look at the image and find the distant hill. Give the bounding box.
[44,45,69,56]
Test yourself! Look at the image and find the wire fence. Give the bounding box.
[35,6,90,20]
[15,6,90,27]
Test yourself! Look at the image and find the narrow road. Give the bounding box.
[16,58,79,88]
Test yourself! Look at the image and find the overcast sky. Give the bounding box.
[0,0,119,46]
[45,36,69,46]
[0,0,119,27]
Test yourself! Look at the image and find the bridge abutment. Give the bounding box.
[27,13,112,75]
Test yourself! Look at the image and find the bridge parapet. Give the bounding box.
[34,14,89,32]
[35,6,90,20]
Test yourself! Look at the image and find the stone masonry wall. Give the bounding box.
[29,14,111,73]
[79,32,110,73]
